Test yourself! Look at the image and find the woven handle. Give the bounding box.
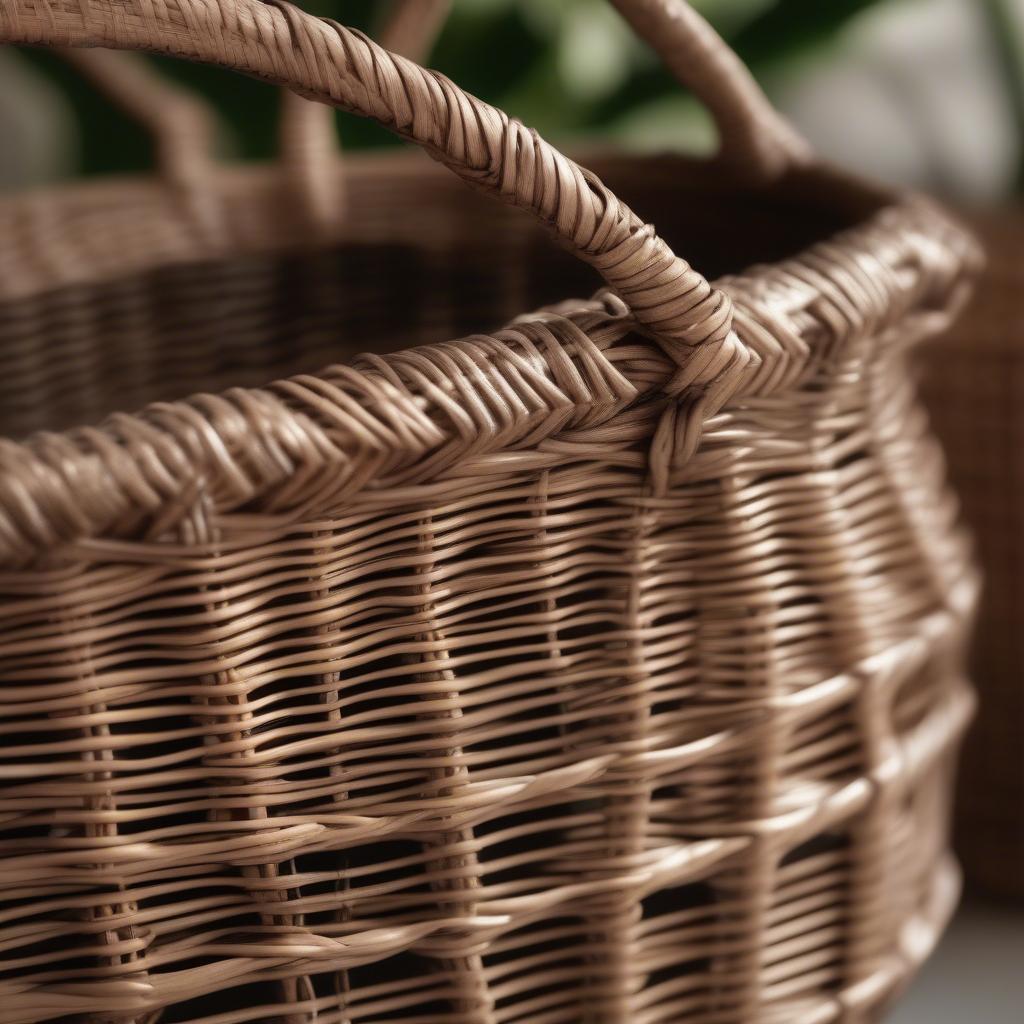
[610,0,809,177]
[385,0,808,180]
[54,45,339,228]
[279,1,451,229]
[51,2,455,231]
[0,0,801,367]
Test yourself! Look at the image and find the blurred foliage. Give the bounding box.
[16,0,893,179]
[982,0,1024,191]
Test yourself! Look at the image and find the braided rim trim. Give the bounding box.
[0,198,981,567]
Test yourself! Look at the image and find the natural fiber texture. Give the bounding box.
[918,207,1024,902]
[0,2,981,1023]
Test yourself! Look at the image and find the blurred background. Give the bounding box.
[0,0,1021,1018]
[1,0,1023,206]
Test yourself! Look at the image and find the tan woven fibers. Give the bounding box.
[918,208,1024,902]
[0,2,982,1023]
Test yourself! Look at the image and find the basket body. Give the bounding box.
[0,149,979,1024]
[918,208,1024,902]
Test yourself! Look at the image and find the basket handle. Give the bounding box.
[0,0,804,370]
[377,0,808,180]
[54,44,338,229]
[610,0,809,178]
[277,0,452,230]
[52,2,452,231]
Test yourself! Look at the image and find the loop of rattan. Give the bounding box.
[258,0,743,367]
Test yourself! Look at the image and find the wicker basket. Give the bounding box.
[0,2,981,1023]
[918,208,1024,903]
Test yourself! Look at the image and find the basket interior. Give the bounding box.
[0,153,879,439]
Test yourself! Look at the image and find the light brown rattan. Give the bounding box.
[0,2,981,1023]
[918,208,1024,903]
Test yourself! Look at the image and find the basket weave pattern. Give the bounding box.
[0,2,980,1023]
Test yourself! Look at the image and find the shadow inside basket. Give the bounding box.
[0,152,880,439]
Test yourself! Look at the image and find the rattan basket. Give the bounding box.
[0,2,981,1023]
[918,208,1024,903]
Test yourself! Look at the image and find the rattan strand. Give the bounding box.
[0,2,982,1023]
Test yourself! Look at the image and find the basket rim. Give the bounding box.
[0,146,888,303]
[0,153,981,570]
